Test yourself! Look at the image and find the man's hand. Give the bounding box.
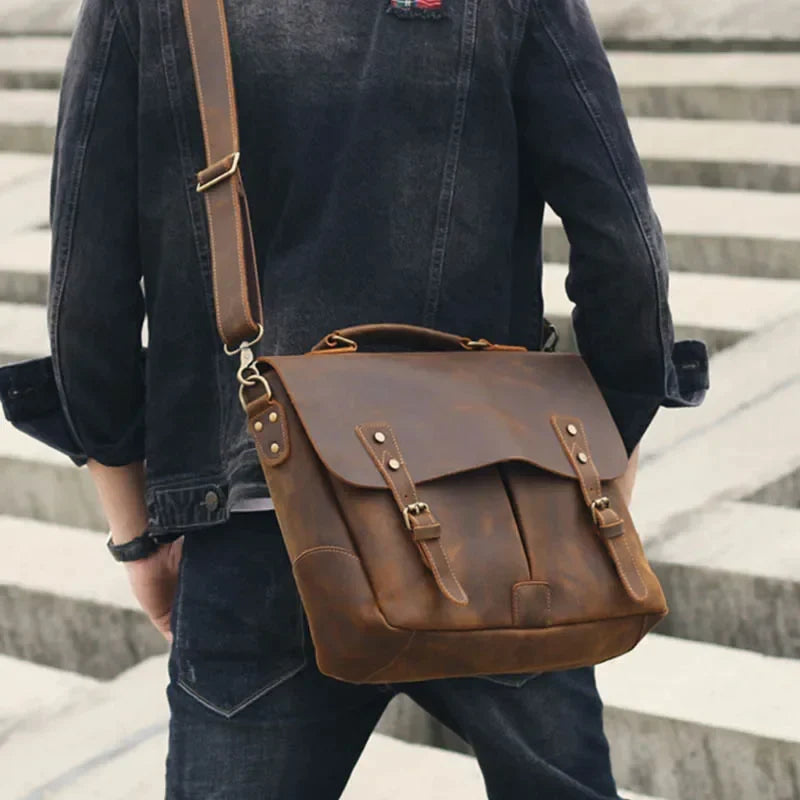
[85,458,186,643]
[123,536,184,644]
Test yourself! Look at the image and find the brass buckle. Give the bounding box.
[463,338,492,350]
[590,496,611,523]
[326,334,358,350]
[402,502,430,530]
[196,152,241,193]
[223,323,264,357]
[238,359,272,412]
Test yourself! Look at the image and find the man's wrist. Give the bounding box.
[106,528,161,562]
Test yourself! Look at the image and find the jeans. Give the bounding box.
[165,511,620,799]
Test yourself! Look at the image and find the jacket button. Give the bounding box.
[204,490,220,512]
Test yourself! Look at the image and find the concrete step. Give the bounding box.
[382,634,800,800]
[544,184,800,279]
[0,228,50,304]
[0,421,105,531]
[639,313,800,463]
[0,1,79,38]
[648,501,800,658]
[0,167,48,234]
[0,514,167,679]
[610,51,800,123]
[631,117,800,193]
[0,88,57,153]
[0,36,68,89]
[0,301,49,363]
[633,366,800,539]
[0,150,50,189]
[0,652,97,739]
[599,634,800,800]
[543,264,800,354]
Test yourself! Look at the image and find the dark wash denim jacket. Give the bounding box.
[0,0,708,538]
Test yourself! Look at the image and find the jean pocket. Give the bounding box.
[172,518,308,718]
[474,672,542,687]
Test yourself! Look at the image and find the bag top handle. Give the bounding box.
[181,0,264,353]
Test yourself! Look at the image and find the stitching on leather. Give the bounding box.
[426,539,468,604]
[617,536,647,601]
[576,418,602,496]
[550,416,593,506]
[362,631,417,683]
[354,423,410,510]
[182,1,225,337]
[216,0,240,146]
[386,425,421,505]
[254,401,289,465]
[356,423,465,604]
[512,581,551,626]
[182,0,211,164]
[230,179,253,332]
[292,545,360,567]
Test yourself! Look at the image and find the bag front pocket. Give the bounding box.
[172,515,308,718]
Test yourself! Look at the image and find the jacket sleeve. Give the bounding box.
[46,0,146,466]
[512,0,709,454]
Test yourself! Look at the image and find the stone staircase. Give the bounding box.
[1,35,799,800]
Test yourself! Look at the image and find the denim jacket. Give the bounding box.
[0,0,708,538]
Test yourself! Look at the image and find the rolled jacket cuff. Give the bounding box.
[0,353,147,467]
[599,338,710,456]
[0,356,88,466]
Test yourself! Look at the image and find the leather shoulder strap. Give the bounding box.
[181,0,263,351]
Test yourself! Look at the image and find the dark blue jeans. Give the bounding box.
[165,511,620,799]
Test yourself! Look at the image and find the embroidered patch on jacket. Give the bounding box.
[387,0,445,20]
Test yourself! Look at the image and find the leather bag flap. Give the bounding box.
[260,351,628,487]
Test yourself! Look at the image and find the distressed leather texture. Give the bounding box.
[182,0,668,683]
[242,341,667,682]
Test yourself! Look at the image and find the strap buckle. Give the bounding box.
[590,496,611,524]
[463,338,492,350]
[402,502,430,530]
[196,152,241,193]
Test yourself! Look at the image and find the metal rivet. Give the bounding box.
[577,452,589,464]
[374,431,386,444]
[269,412,278,423]
[388,458,401,471]
[204,490,219,512]
[566,424,578,436]
[270,443,280,454]
[254,421,263,432]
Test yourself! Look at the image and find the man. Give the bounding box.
[1,0,707,796]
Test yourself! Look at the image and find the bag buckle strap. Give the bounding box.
[551,415,648,603]
[355,423,469,606]
[196,152,240,193]
[402,502,431,530]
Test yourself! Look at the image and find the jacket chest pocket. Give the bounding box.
[381,0,478,82]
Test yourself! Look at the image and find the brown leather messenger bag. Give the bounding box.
[181,0,668,683]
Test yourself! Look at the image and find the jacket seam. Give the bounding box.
[156,0,226,472]
[110,0,139,65]
[49,5,121,458]
[421,0,479,327]
[508,0,533,79]
[529,0,669,389]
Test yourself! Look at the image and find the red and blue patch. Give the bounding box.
[387,0,445,19]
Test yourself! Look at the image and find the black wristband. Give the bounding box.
[105,529,161,562]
